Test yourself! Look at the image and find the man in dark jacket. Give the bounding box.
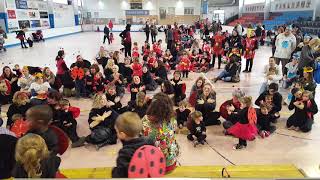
[255,83,283,122]
[103,25,110,44]
[213,55,240,83]
[112,112,154,178]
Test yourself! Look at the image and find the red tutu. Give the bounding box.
[227,122,257,141]
[188,91,198,107]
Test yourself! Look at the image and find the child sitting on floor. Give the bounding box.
[112,112,154,178]
[171,71,186,105]
[56,99,86,148]
[127,91,151,118]
[187,111,206,147]
[13,134,61,178]
[26,105,59,155]
[129,75,146,103]
[105,84,125,114]
[176,100,191,129]
[287,90,318,132]
[256,103,276,138]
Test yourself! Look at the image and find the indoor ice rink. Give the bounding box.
[0,0,320,179]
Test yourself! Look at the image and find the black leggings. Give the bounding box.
[182,70,189,78]
[20,39,27,48]
[103,35,110,44]
[245,58,253,71]
[124,43,132,57]
[212,54,222,69]
[145,31,150,42]
[239,138,247,146]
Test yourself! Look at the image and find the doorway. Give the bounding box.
[213,10,225,24]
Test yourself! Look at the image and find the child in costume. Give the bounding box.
[187,111,206,147]
[176,100,191,129]
[227,96,258,150]
[243,29,258,73]
[287,90,318,132]
[211,30,225,69]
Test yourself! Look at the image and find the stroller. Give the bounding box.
[32,30,45,42]
[0,33,7,52]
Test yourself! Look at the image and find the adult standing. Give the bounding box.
[150,22,158,44]
[103,25,110,44]
[16,27,28,48]
[274,27,297,75]
[119,24,132,57]
[166,25,174,52]
[108,20,113,31]
[271,27,284,56]
[235,22,243,36]
[144,21,150,42]
[298,38,320,76]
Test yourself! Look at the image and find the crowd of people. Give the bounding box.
[0,19,319,178]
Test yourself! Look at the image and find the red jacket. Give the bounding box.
[132,47,139,57]
[179,56,191,71]
[212,33,225,56]
[56,58,68,75]
[108,21,113,29]
[244,37,257,60]
[132,63,143,77]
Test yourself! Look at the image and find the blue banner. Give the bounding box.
[15,0,28,9]
[202,0,208,14]
[125,10,149,16]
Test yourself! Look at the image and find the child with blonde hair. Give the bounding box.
[112,112,154,178]
[13,133,61,178]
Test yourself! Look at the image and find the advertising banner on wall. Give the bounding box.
[16,10,29,19]
[7,10,17,19]
[30,20,41,28]
[15,0,28,9]
[6,0,16,9]
[28,1,38,10]
[41,20,50,27]
[8,21,19,32]
[18,20,30,28]
[28,11,39,19]
[40,12,49,18]
[38,2,48,11]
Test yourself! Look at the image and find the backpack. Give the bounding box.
[87,127,116,144]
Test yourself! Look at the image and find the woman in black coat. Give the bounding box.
[142,66,158,91]
[195,83,221,126]
[6,92,32,128]
[153,60,168,85]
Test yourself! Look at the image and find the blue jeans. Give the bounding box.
[75,79,87,97]
[218,70,232,82]
[259,82,268,94]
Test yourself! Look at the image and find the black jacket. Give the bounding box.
[88,106,119,130]
[0,134,17,179]
[189,120,206,136]
[176,108,191,125]
[70,60,91,69]
[155,66,168,80]
[13,154,61,178]
[255,91,283,113]
[256,109,272,131]
[104,27,110,36]
[27,128,59,155]
[225,62,238,77]
[112,137,154,178]
[6,103,32,128]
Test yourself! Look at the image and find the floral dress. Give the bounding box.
[142,115,179,168]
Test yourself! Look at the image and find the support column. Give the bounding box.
[47,0,55,28]
[264,0,271,20]
[313,0,320,21]
[0,0,8,32]
[73,0,79,25]
[239,0,245,18]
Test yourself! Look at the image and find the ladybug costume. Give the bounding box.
[128,145,166,178]
[132,47,140,58]
[132,62,143,77]
[111,137,155,178]
[227,107,258,146]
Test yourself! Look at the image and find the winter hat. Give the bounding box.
[232,88,245,99]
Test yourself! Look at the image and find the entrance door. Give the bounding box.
[213,10,225,24]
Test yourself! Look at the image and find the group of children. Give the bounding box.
[0,21,319,178]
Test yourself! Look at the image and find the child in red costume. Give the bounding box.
[132,42,139,58]
[147,51,157,69]
[132,57,143,78]
[211,30,225,69]
[243,29,258,73]
[202,41,211,55]
[179,51,191,78]
[153,40,163,57]
[227,96,258,150]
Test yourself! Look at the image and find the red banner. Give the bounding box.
[7,10,16,19]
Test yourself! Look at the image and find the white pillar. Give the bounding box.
[264,0,271,20]
[313,0,320,21]
[239,0,245,18]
